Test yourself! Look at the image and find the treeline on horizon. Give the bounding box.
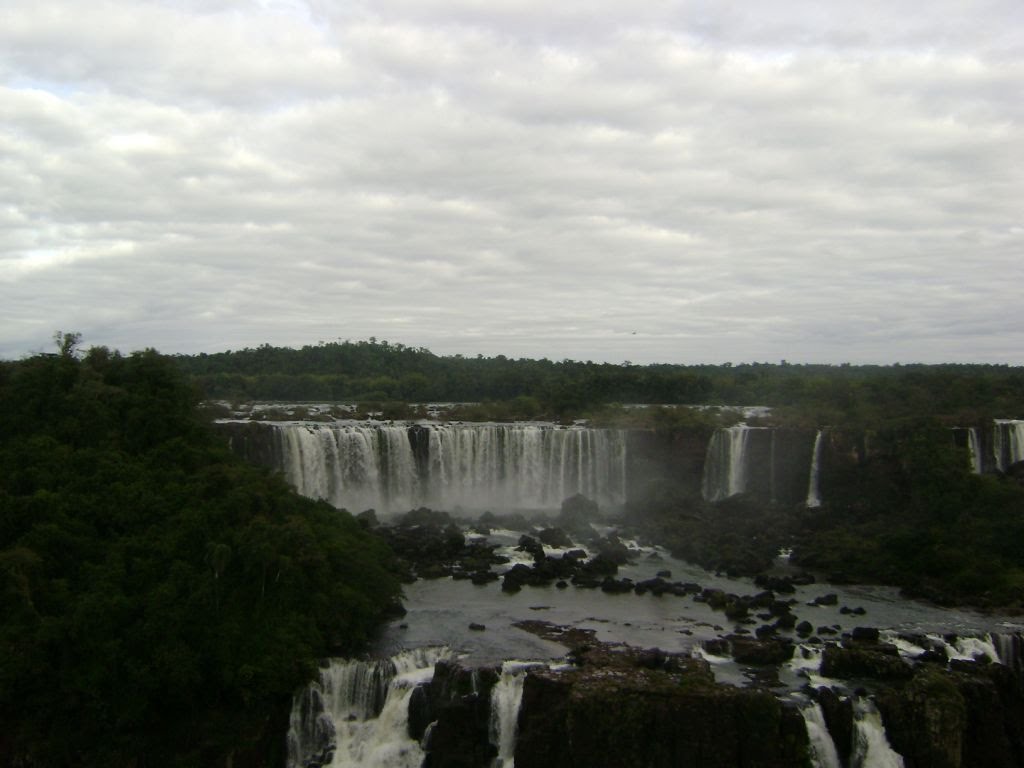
[174,338,1024,424]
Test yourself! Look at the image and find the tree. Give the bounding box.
[52,330,82,358]
[0,346,403,766]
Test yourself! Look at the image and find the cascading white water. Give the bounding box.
[786,644,829,689]
[274,422,627,513]
[994,420,1024,472]
[806,430,824,508]
[489,661,541,768]
[995,632,1022,674]
[287,685,335,768]
[851,699,904,768]
[926,633,1001,663]
[425,424,625,511]
[280,424,418,513]
[286,648,450,768]
[966,427,982,474]
[701,425,753,502]
[801,702,842,768]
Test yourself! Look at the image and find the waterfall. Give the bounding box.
[701,425,753,502]
[927,633,1001,663]
[994,632,1023,677]
[966,428,982,474]
[287,685,335,768]
[788,644,826,682]
[802,702,842,768]
[279,424,418,513]
[286,648,449,768]
[426,424,625,511]
[272,423,627,514]
[851,699,904,768]
[994,423,1004,472]
[806,430,824,508]
[489,661,540,768]
[994,420,1024,472]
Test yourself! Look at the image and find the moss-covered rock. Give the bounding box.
[514,643,809,768]
[876,667,966,768]
[950,662,1024,768]
[416,660,500,768]
[820,644,913,681]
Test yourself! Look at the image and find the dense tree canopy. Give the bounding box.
[174,339,1024,423]
[0,346,403,766]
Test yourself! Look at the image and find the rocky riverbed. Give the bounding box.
[284,500,1024,768]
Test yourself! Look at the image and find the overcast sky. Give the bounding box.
[2,0,1022,364]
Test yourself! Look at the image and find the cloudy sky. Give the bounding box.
[2,0,1022,364]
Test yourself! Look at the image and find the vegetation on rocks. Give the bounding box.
[628,495,802,578]
[620,416,1024,612]
[789,420,1024,610]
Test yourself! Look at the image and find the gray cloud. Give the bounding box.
[1,0,1021,363]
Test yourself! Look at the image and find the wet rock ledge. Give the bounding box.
[510,622,809,768]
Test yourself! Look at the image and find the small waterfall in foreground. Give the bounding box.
[702,425,753,501]
[489,661,540,768]
[272,423,627,513]
[806,429,824,508]
[851,699,904,768]
[801,702,842,768]
[286,648,449,768]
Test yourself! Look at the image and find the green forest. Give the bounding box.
[0,338,403,766]
[175,339,1024,425]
